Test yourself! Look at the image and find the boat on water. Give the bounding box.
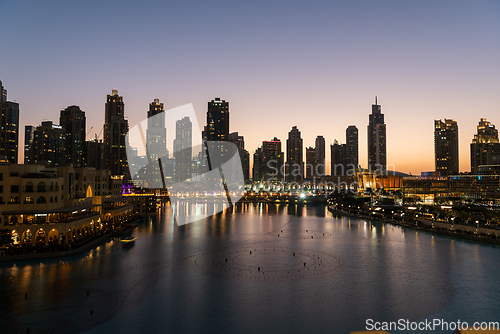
[120,236,136,246]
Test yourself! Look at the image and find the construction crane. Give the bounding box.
[86,126,93,140]
[95,127,103,141]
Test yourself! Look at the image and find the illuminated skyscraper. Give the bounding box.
[435,119,459,176]
[0,81,19,164]
[331,125,359,176]
[60,105,86,167]
[345,125,358,167]
[261,138,284,182]
[29,121,66,166]
[24,125,35,164]
[207,98,229,141]
[103,89,129,179]
[470,118,500,174]
[367,97,386,170]
[174,116,192,182]
[146,98,166,161]
[315,135,325,178]
[306,147,316,179]
[286,126,303,183]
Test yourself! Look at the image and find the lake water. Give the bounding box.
[1,203,499,333]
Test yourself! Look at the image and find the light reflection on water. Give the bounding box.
[0,203,499,334]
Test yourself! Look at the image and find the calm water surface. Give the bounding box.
[1,203,499,333]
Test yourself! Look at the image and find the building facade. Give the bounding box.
[435,119,459,176]
[174,116,192,182]
[28,121,66,166]
[367,97,386,170]
[103,89,129,180]
[286,126,304,183]
[60,105,86,167]
[470,118,500,174]
[0,81,19,164]
[229,132,250,182]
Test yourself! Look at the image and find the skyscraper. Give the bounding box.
[435,119,459,176]
[331,125,359,176]
[306,147,316,179]
[345,125,358,167]
[261,138,284,182]
[229,132,250,182]
[0,81,19,164]
[286,126,304,183]
[470,118,500,174]
[1,101,19,164]
[60,105,86,167]
[24,125,35,164]
[253,148,262,182]
[315,136,325,178]
[367,97,386,170]
[174,116,192,182]
[103,89,129,179]
[207,98,229,141]
[86,139,103,170]
[330,140,342,176]
[29,121,66,166]
[207,97,229,167]
[146,98,166,161]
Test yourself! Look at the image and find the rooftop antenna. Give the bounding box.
[375,96,378,105]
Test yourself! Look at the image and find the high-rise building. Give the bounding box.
[0,80,6,107]
[143,98,167,187]
[286,126,304,183]
[173,116,192,182]
[207,97,229,166]
[345,125,358,167]
[330,140,342,176]
[367,97,386,170]
[207,98,229,141]
[86,139,103,169]
[60,105,86,167]
[24,125,35,164]
[29,121,66,166]
[103,89,129,179]
[146,98,166,161]
[253,148,262,182]
[331,125,359,176]
[470,118,500,174]
[435,119,459,176]
[229,132,250,182]
[261,138,284,182]
[0,81,19,164]
[306,147,316,179]
[315,136,325,178]
[1,101,19,164]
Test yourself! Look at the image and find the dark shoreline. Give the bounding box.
[0,220,141,263]
[328,206,500,247]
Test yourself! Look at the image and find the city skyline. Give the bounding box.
[1,1,499,174]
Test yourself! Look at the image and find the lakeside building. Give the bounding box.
[402,171,500,204]
[0,163,135,246]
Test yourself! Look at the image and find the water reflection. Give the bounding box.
[0,203,499,334]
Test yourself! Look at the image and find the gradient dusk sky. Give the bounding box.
[0,0,499,174]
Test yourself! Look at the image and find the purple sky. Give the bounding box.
[1,0,499,174]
